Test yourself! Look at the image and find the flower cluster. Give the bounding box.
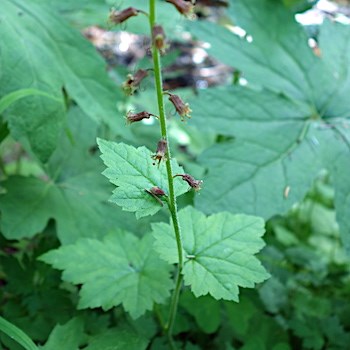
[111,5,202,207]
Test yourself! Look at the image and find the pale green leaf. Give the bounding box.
[188,0,350,250]
[152,207,269,301]
[40,231,173,319]
[97,139,189,219]
[0,316,38,350]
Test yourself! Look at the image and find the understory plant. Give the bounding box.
[39,0,270,348]
[1,0,350,349]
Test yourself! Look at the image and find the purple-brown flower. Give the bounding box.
[174,173,202,191]
[109,7,140,24]
[145,186,166,206]
[123,69,149,95]
[152,139,168,165]
[168,93,192,121]
[152,25,168,52]
[126,111,155,124]
[165,0,195,18]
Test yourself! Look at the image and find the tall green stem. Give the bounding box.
[149,0,184,347]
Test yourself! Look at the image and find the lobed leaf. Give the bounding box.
[0,0,123,161]
[152,207,269,301]
[97,139,189,218]
[40,231,173,319]
[0,108,147,244]
[188,0,350,251]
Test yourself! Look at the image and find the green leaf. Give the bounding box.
[85,328,149,350]
[152,207,269,301]
[40,231,173,319]
[0,316,38,350]
[0,89,61,115]
[0,108,146,244]
[41,318,84,350]
[0,0,123,160]
[188,0,350,250]
[97,139,189,219]
[330,152,350,253]
[180,290,221,334]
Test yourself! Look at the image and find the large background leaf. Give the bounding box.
[189,0,350,251]
[0,0,123,161]
[0,108,153,244]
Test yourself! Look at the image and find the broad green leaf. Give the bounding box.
[0,108,149,244]
[40,231,173,319]
[41,318,84,350]
[98,139,189,219]
[0,316,38,350]
[188,0,350,250]
[0,89,61,115]
[0,0,123,160]
[85,328,149,350]
[180,290,221,334]
[152,207,269,301]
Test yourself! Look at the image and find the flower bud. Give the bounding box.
[152,139,167,165]
[152,25,168,52]
[123,69,149,95]
[174,173,202,191]
[109,7,139,24]
[165,0,195,18]
[145,186,166,206]
[168,93,192,121]
[126,111,154,124]
[149,186,166,196]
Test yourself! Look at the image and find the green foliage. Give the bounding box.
[98,139,189,218]
[0,316,38,350]
[40,231,173,319]
[1,0,350,349]
[189,0,350,252]
[0,0,122,161]
[41,318,85,350]
[0,109,142,244]
[153,206,269,300]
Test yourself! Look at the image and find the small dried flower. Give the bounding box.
[145,187,166,206]
[165,0,195,18]
[168,93,192,121]
[126,111,155,124]
[152,25,168,52]
[174,173,202,191]
[149,186,166,196]
[109,7,139,24]
[152,139,167,165]
[123,69,149,95]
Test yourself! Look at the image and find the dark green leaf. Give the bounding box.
[85,328,149,350]
[0,316,38,350]
[41,318,84,350]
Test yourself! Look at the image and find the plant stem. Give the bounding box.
[149,0,184,346]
